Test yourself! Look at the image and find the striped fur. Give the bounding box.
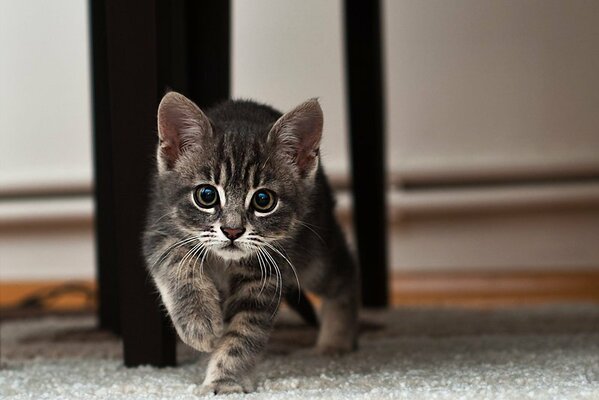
[143,92,359,394]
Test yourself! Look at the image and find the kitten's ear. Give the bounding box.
[156,91,212,172]
[268,98,323,176]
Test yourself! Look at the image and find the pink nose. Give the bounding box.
[221,227,245,241]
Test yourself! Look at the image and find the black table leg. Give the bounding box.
[343,0,389,307]
[91,0,120,336]
[101,0,176,367]
[184,0,231,108]
[94,0,230,367]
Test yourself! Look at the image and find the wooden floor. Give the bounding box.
[1,271,598,314]
[0,281,96,312]
[392,270,599,307]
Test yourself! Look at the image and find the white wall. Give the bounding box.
[384,0,599,181]
[232,0,349,177]
[0,0,92,192]
[0,0,94,282]
[382,0,599,270]
[2,0,599,281]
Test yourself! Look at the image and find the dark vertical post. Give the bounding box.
[156,0,189,94]
[90,0,120,334]
[185,0,231,108]
[103,0,176,366]
[343,0,389,307]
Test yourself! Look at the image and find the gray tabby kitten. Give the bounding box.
[143,92,359,394]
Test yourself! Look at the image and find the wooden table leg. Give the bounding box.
[343,0,389,308]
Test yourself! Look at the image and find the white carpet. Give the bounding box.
[1,305,599,399]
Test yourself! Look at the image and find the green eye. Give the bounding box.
[194,185,219,208]
[252,189,277,213]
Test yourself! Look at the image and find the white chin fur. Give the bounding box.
[214,247,250,261]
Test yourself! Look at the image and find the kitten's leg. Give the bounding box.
[315,231,360,355]
[200,271,278,394]
[316,291,359,354]
[151,257,223,353]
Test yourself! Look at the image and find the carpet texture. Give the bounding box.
[1,305,598,399]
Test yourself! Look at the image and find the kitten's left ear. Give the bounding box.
[268,98,323,177]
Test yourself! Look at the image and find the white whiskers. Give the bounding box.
[157,231,217,290]
[150,234,197,269]
[243,235,302,316]
[260,241,301,302]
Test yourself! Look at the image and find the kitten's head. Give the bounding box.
[153,91,323,261]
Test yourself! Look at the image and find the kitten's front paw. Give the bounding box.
[198,379,251,395]
[176,316,223,353]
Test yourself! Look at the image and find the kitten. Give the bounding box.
[143,92,359,394]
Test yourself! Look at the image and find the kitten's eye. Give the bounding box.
[252,189,277,213]
[193,185,219,208]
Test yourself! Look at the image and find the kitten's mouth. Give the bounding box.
[224,242,238,250]
[221,242,246,255]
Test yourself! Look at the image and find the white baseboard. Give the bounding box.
[2,181,599,280]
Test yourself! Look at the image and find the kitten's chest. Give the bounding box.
[205,259,231,299]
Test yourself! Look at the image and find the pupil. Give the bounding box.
[201,188,215,203]
[257,192,269,206]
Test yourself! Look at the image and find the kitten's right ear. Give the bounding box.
[157,91,212,173]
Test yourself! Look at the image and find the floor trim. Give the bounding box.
[2,271,598,313]
[392,270,599,306]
